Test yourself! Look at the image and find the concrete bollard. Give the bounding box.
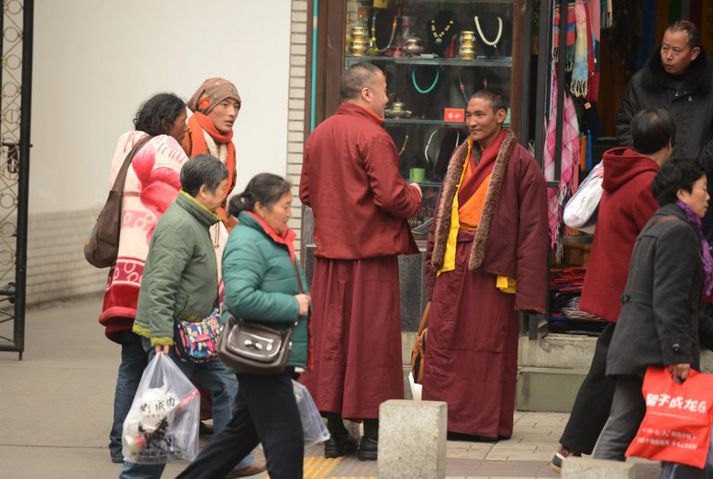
[378,399,447,479]
[562,456,660,479]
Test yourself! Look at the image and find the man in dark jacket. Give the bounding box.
[615,20,713,231]
[616,20,712,164]
[550,110,675,472]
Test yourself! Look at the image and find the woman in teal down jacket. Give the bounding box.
[177,173,310,479]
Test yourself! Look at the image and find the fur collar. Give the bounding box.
[431,130,516,272]
[641,49,713,96]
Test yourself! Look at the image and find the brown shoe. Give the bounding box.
[549,445,581,473]
[225,460,267,478]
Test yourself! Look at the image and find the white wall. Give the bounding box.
[31,0,292,214]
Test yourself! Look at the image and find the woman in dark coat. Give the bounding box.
[593,158,712,461]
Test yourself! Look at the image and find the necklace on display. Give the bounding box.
[430,19,454,45]
[474,16,503,47]
[398,134,410,156]
[411,69,440,94]
[370,11,398,53]
[424,128,439,166]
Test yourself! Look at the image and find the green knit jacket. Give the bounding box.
[133,191,219,346]
[222,211,309,367]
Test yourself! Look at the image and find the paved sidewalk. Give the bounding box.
[0,297,566,478]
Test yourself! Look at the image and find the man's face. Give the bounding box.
[206,98,240,134]
[465,97,506,147]
[198,178,229,212]
[660,29,700,76]
[363,71,389,117]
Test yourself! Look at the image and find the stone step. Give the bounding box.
[516,366,587,413]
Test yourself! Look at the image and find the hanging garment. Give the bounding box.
[544,73,580,257]
[554,2,577,70]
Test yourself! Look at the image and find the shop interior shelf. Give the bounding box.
[346,55,513,68]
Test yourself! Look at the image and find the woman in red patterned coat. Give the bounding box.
[99,93,188,463]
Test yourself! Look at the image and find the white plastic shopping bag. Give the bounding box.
[408,371,422,401]
[292,380,330,446]
[563,162,604,233]
[122,353,200,464]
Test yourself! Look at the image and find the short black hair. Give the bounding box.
[469,90,508,113]
[180,154,229,197]
[340,63,383,101]
[652,157,705,206]
[133,93,185,136]
[229,173,291,216]
[631,109,676,155]
[667,20,700,48]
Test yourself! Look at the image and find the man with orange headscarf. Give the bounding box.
[184,77,240,230]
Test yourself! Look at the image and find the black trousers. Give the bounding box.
[559,322,617,454]
[177,371,304,479]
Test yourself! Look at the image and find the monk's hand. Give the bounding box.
[668,363,691,383]
[410,183,422,197]
[295,294,311,316]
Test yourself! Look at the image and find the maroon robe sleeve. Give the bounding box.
[299,140,312,207]
[363,134,421,218]
[514,153,548,313]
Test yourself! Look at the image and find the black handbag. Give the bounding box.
[218,314,293,375]
[218,258,305,375]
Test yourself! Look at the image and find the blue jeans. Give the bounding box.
[118,337,254,478]
[110,330,149,460]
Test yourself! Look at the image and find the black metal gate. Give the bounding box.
[0,0,33,360]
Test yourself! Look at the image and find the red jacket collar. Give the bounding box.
[336,102,384,125]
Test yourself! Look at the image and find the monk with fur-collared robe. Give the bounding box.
[422,127,548,439]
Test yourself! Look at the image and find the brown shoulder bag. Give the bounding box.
[410,301,431,384]
[218,259,305,375]
[84,135,152,268]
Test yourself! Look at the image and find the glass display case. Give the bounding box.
[343,0,516,240]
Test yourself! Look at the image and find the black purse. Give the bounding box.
[218,315,293,375]
[218,259,305,376]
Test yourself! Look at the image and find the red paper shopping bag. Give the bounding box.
[626,367,713,468]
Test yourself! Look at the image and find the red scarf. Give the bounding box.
[458,129,505,205]
[245,211,297,261]
[184,112,237,229]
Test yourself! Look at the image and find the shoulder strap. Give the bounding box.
[291,259,305,294]
[416,301,431,335]
[110,135,153,193]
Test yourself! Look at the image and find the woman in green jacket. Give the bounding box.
[178,173,310,479]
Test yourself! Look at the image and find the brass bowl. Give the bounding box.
[384,108,412,119]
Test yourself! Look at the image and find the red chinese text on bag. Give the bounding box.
[626,367,713,468]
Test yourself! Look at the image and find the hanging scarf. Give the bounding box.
[544,72,580,258]
[586,0,601,102]
[184,112,237,229]
[676,200,713,296]
[571,0,589,97]
[553,2,577,70]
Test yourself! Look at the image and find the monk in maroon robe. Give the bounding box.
[423,90,548,439]
[299,63,422,460]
